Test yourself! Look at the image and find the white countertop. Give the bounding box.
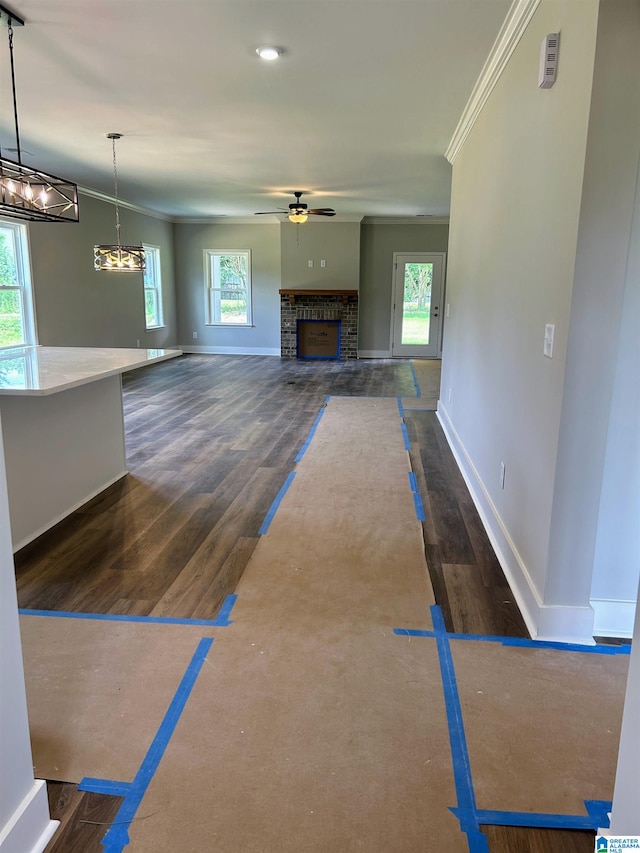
[0,346,182,396]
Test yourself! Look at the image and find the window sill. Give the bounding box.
[145,325,167,331]
[205,323,254,328]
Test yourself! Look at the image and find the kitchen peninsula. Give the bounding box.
[0,346,181,551]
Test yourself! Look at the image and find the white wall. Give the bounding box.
[0,414,58,852]
[590,69,640,636]
[440,0,600,639]
[545,0,640,635]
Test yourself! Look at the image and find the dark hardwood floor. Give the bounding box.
[13,354,594,853]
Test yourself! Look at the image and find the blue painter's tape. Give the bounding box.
[258,471,296,535]
[585,800,612,828]
[410,360,421,397]
[79,778,133,797]
[100,636,214,853]
[19,609,231,628]
[413,492,425,522]
[473,806,608,831]
[391,626,630,655]
[294,401,328,462]
[400,421,411,451]
[397,396,406,418]
[408,471,418,492]
[500,636,630,655]
[214,594,237,626]
[393,628,435,637]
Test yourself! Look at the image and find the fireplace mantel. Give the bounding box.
[279,289,358,307]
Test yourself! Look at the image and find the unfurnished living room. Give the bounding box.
[0,1,638,852]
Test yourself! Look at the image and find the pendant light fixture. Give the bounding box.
[0,4,79,223]
[93,133,145,272]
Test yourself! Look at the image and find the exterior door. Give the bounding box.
[391,252,445,358]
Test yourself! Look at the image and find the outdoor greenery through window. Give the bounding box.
[401,262,433,345]
[205,250,251,325]
[0,221,35,348]
[143,245,163,329]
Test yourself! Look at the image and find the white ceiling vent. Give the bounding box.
[539,32,560,89]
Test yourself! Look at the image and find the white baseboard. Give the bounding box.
[591,598,636,639]
[358,350,391,359]
[436,403,596,645]
[0,780,59,853]
[180,346,280,356]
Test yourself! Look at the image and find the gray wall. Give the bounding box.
[173,222,281,354]
[440,0,601,640]
[359,223,449,355]
[28,193,178,349]
[440,0,639,641]
[280,221,361,290]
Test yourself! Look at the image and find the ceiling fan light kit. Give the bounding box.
[0,3,79,223]
[255,191,336,223]
[94,133,145,272]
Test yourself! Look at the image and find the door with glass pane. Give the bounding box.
[391,253,445,358]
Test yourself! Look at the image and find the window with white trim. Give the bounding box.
[204,250,252,326]
[143,245,164,329]
[0,221,35,348]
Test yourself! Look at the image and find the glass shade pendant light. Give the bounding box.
[0,5,79,223]
[94,133,145,272]
[288,211,308,223]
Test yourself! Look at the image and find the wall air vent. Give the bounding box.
[539,32,560,89]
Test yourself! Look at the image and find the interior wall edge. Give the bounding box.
[435,403,540,639]
[436,403,598,645]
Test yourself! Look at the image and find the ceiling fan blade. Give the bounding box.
[309,209,336,216]
[254,211,285,215]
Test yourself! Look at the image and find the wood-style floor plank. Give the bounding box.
[15,355,594,853]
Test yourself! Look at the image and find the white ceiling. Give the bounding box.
[0,0,511,221]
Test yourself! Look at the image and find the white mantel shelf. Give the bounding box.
[0,346,182,396]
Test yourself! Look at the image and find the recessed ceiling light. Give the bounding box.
[256,46,283,61]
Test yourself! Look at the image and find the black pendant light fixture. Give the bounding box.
[0,3,79,223]
[93,133,145,272]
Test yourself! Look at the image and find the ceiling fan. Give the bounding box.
[255,191,336,223]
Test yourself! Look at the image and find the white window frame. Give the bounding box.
[204,249,252,327]
[143,244,164,330]
[0,220,36,349]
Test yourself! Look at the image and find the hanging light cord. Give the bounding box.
[7,21,22,165]
[109,134,123,247]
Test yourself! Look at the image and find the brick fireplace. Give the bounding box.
[279,289,359,360]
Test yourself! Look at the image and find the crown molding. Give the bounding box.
[362,216,449,225]
[79,186,172,222]
[445,0,541,164]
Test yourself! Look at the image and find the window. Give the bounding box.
[204,250,252,326]
[143,245,163,329]
[0,221,35,348]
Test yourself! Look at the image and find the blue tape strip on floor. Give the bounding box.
[19,598,238,628]
[397,396,406,417]
[79,779,133,797]
[400,421,411,450]
[471,801,611,830]
[393,627,630,655]
[410,360,421,397]
[431,605,488,852]
[96,636,214,853]
[294,397,330,463]
[258,471,296,535]
[399,609,617,846]
[407,472,426,521]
